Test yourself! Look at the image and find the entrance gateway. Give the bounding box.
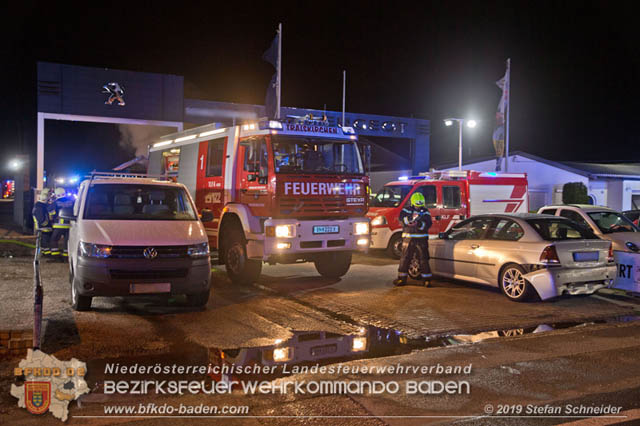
[29,62,430,225]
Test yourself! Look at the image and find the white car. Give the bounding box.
[537,204,640,253]
[429,213,615,301]
[61,175,213,311]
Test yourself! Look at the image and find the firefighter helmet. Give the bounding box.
[410,192,425,208]
[54,187,66,198]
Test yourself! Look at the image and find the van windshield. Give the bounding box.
[371,185,412,208]
[83,184,197,221]
[272,136,364,174]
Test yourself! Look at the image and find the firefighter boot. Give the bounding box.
[421,273,432,287]
[393,274,407,287]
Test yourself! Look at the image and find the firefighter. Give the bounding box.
[32,188,53,256]
[393,192,433,287]
[50,187,74,259]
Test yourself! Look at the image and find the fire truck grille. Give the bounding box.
[278,197,348,215]
[109,246,189,259]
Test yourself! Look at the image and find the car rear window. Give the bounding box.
[526,218,597,241]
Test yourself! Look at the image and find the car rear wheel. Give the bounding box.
[224,226,262,285]
[387,233,403,259]
[70,275,92,311]
[499,264,534,302]
[314,251,352,278]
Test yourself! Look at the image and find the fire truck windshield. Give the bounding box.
[272,137,364,175]
[371,185,412,208]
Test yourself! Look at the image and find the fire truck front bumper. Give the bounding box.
[246,217,370,261]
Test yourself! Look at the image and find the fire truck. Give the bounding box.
[368,170,529,258]
[148,118,370,284]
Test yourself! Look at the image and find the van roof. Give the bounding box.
[83,177,183,186]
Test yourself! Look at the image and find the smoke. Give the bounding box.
[117,124,177,157]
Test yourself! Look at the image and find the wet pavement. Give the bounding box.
[1,251,640,424]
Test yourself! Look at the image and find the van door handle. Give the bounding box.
[470,244,480,249]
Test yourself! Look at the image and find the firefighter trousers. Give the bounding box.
[50,228,69,257]
[39,230,52,256]
[398,237,431,279]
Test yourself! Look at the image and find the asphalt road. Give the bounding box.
[1,250,640,425]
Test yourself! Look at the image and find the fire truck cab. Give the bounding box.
[367,170,529,258]
[148,118,370,284]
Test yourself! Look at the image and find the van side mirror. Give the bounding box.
[60,207,76,221]
[200,209,214,222]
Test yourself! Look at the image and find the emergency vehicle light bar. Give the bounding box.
[87,172,172,184]
[258,119,284,130]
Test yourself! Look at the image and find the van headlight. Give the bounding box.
[371,216,387,226]
[80,242,112,258]
[354,222,369,235]
[188,242,210,258]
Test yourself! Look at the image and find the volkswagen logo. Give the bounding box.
[143,247,158,259]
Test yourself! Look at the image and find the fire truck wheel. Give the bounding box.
[187,290,210,307]
[499,264,535,302]
[314,251,352,278]
[387,234,403,259]
[70,275,92,311]
[224,229,262,285]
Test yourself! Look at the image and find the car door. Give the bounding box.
[439,183,465,233]
[237,137,271,217]
[433,217,493,280]
[477,218,526,285]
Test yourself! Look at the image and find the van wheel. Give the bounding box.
[499,264,534,302]
[70,276,92,311]
[224,227,262,285]
[187,290,210,307]
[314,251,352,278]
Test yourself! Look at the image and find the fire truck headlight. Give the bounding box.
[188,242,210,258]
[80,242,112,258]
[351,336,367,352]
[276,242,291,250]
[274,224,296,238]
[357,238,369,246]
[370,216,387,226]
[354,222,369,235]
[272,347,292,362]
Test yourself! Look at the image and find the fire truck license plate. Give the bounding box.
[130,283,171,294]
[311,344,337,356]
[313,225,339,234]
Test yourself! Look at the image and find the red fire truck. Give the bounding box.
[148,118,370,284]
[368,170,529,258]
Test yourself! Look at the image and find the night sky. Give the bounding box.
[1,1,638,179]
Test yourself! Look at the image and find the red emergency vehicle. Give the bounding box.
[367,170,529,258]
[148,118,370,284]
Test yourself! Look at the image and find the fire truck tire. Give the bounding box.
[187,290,210,307]
[224,227,262,285]
[387,233,403,259]
[314,251,352,278]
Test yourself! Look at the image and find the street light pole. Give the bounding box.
[458,120,463,171]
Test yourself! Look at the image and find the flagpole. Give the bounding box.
[504,58,511,172]
[342,70,346,126]
[276,23,282,119]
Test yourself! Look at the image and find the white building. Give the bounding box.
[437,151,640,212]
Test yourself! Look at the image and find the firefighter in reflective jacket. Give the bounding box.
[32,189,53,255]
[50,187,74,258]
[393,192,433,286]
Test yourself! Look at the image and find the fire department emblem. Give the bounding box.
[25,381,51,415]
[102,82,126,106]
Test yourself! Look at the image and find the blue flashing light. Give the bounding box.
[486,172,498,177]
[398,176,409,181]
[258,119,283,130]
[69,176,79,184]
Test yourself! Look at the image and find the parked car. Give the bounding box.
[537,204,640,253]
[62,175,213,311]
[622,209,640,226]
[428,213,615,302]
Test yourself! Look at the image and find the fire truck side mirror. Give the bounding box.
[200,209,214,222]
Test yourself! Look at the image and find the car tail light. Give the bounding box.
[540,245,560,265]
[608,243,614,262]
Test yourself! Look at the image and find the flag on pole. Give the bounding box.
[263,29,280,119]
[493,65,509,171]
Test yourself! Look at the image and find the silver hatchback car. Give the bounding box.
[429,214,616,301]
